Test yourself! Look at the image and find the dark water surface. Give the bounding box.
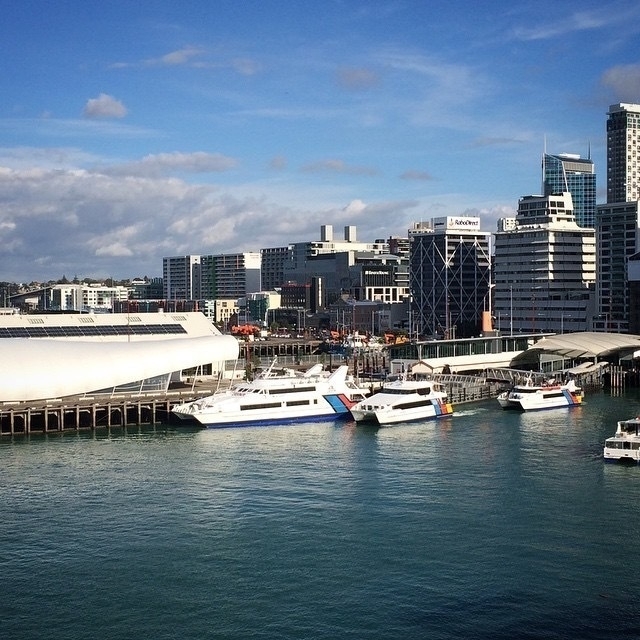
[2,391,640,640]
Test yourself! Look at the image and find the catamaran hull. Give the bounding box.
[351,400,453,426]
[193,394,357,428]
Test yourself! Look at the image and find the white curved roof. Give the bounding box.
[0,335,239,402]
[512,332,640,362]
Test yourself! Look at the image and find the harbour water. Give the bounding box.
[2,391,640,640]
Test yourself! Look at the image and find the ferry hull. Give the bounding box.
[498,382,582,412]
[604,418,640,462]
[351,389,453,426]
[171,362,369,429]
[195,394,355,428]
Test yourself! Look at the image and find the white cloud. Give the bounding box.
[159,46,205,66]
[83,94,128,119]
[110,46,260,75]
[0,162,405,280]
[101,152,238,177]
[343,199,367,214]
[301,158,379,176]
[601,64,640,101]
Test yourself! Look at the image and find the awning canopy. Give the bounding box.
[511,332,640,364]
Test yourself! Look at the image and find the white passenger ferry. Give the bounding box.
[604,418,640,463]
[497,378,582,411]
[349,375,453,426]
[172,360,369,428]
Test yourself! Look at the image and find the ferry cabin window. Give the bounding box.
[240,402,281,411]
[397,399,434,410]
[269,386,316,395]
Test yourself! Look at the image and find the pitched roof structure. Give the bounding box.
[511,332,640,364]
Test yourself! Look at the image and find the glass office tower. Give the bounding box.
[542,153,595,228]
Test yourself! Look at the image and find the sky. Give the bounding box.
[1,0,640,283]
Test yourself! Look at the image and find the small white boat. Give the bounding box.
[349,375,453,426]
[604,418,640,463]
[172,360,369,428]
[497,377,582,411]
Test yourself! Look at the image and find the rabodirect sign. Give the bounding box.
[434,216,481,231]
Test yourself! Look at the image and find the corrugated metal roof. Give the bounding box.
[512,332,640,361]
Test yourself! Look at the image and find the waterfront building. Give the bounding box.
[351,253,409,304]
[284,226,387,279]
[244,290,281,326]
[606,103,640,203]
[627,251,640,335]
[129,277,163,301]
[593,103,640,332]
[409,216,491,339]
[494,192,596,334]
[200,252,261,299]
[280,226,407,309]
[542,153,596,227]
[260,246,290,291]
[0,312,238,403]
[387,235,411,259]
[163,252,261,302]
[205,298,240,330]
[48,283,130,312]
[595,200,640,333]
[163,255,201,300]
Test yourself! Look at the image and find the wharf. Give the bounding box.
[0,367,605,437]
[0,382,225,436]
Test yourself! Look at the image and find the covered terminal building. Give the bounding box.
[509,332,640,369]
[0,312,239,403]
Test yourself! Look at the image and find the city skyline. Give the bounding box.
[1,1,640,282]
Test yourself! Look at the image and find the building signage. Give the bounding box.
[433,216,481,231]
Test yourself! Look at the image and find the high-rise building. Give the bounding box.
[606,103,640,203]
[543,153,596,227]
[163,255,201,300]
[595,201,640,333]
[409,216,491,339]
[594,103,640,332]
[200,253,261,300]
[260,246,291,291]
[494,192,596,335]
[163,253,261,302]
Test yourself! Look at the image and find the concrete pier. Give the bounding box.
[0,387,217,436]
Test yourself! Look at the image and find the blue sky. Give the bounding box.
[1,0,639,282]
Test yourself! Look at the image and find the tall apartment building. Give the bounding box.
[595,103,640,332]
[606,103,640,203]
[200,253,261,299]
[409,216,491,339]
[260,246,291,291]
[595,200,640,333]
[163,255,201,300]
[163,253,261,301]
[543,153,596,227]
[494,192,595,334]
